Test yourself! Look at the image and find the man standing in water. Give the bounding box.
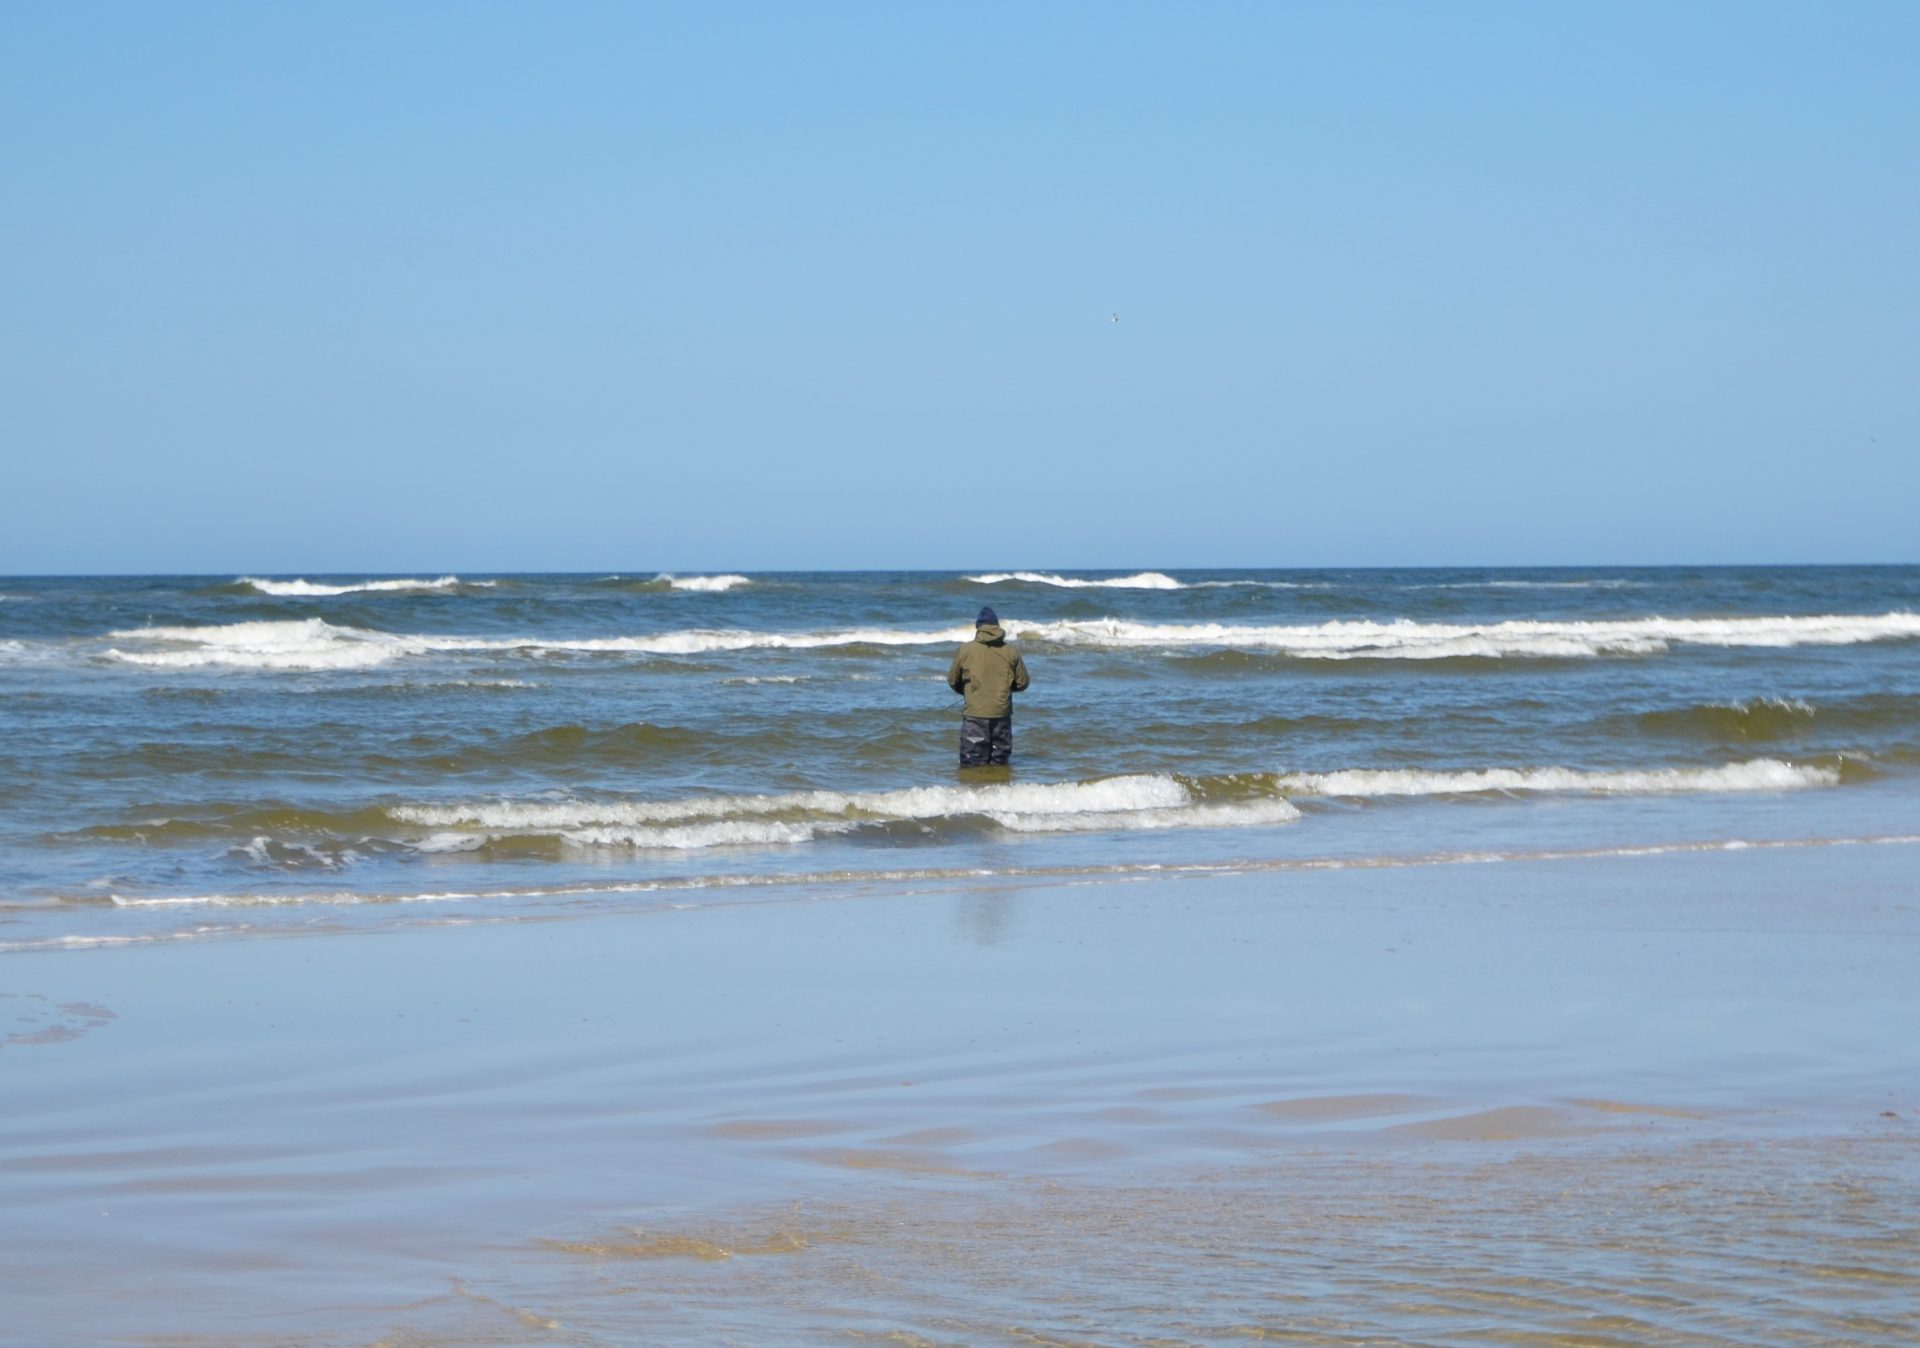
[948,606,1030,766]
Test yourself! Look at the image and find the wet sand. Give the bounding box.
[3,843,1918,1344]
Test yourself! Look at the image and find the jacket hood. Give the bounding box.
[975,623,1007,645]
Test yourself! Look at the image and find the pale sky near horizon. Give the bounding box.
[3,2,1915,575]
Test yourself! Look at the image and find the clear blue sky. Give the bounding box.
[3,2,1914,573]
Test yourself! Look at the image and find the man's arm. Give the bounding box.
[947,649,967,695]
[1010,650,1030,693]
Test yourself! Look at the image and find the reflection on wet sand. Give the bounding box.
[4,844,1916,1344]
[528,1132,1920,1346]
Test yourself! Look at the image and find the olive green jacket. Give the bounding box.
[947,624,1030,718]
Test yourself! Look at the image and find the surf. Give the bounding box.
[89,610,1920,672]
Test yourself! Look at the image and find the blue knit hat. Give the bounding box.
[976,606,998,626]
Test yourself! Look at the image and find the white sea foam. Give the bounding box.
[395,774,1191,830]
[232,836,354,868]
[991,798,1303,833]
[102,618,981,669]
[1016,612,1920,659]
[406,760,1824,850]
[562,819,830,850]
[236,575,484,597]
[656,573,752,591]
[965,571,1318,590]
[107,891,470,909]
[1275,758,1839,798]
[97,610,1920,671]
[414,833,489,854]
[105,619,411,670]
[966,571,1185,589]
[388,774,1298,849]
[0,637,62,666]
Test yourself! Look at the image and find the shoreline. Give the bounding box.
[10,806,1920,954]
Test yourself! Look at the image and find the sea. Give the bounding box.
[3,565,1918,953]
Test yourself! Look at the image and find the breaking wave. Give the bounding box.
[1274,758,1839,798]
[656,573,752,592]
[391,774,1302,849]
[966,571,1184,589]
[91,756,1845,861]
[234,576,485,597]
[94,611,1920,671]
[964,572,1309,591]
[106,619,407,670]
[1023,612,1920,659]
[100,619,980,670]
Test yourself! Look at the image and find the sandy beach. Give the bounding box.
[10,0,1918,1338]
[5,839,1917,1344]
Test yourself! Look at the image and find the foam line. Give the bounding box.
[96,610,1920,671]
[655,573,752,591]
[1276,759,1838,797]
[965,571,1184,589]
[236,576,483,597]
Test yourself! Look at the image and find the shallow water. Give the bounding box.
[3,566,1918,950]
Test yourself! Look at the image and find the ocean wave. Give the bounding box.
[94,610,1920,672]
[558,819,835,850]
[101,618,982,670]
[379,755,1836,847]
[392,774,1191,828]
[105,619,414,670]
[964,571,1320,591]
[966,571,1185,590]
[232,836,356,869]
[0,638,62,665]
[1630,693,1920,743]
[989,798,1305,833]
[389,774,1301,850]
[656,573,752,592]
[235,575,486,597]
[1631,697,1820,743]
[1022,612,1920,659]
[1274,758,1839,798]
